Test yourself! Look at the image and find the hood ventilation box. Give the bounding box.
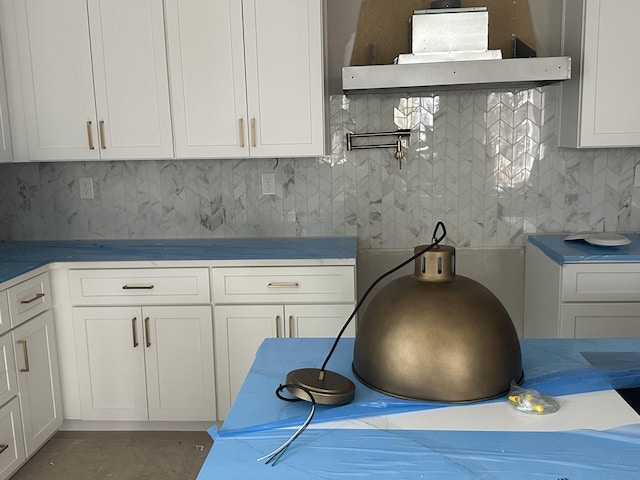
[342,56,571,94]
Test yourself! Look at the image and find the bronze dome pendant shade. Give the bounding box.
[283,222,523,406]
[352,244,523,402]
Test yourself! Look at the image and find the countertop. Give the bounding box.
[0,237,357,284]
[527,233,640,264]
[198,337,640,479]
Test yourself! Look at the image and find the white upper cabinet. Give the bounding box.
[165,0,326,158]
[559,0,640,148]
[0,33,13,162]
[0,0,173,161]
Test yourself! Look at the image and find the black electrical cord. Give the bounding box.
[318,221,447,374]
[264,222,448,466]
[259,384,317,466]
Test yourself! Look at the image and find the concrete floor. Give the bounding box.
[11,431,213,480]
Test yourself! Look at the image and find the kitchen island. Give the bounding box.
[199,337,640,479]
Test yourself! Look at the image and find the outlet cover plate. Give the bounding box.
[79,177,94,199]
[261,172,276,195]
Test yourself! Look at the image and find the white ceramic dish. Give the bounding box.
[564,232,631,246]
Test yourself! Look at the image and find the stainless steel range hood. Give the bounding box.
[342,56,572,94]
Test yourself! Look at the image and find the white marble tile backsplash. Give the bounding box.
[1,86,639,248]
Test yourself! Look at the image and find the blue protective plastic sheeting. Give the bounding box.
[527,233,640,264]
[216,337,640,437]
[199,423,640,479]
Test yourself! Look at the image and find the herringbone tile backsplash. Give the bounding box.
[1,86,639,248]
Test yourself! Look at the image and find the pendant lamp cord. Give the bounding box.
[318,221,447,375]
[260,222,447,465]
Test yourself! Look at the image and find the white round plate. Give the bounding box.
[584,233,631,246]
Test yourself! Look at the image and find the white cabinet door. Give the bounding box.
[0,33,13,162]
[286,304,356,339]
[1,0,173,161]
[560,0,640,147]
[73,306,147,421]
[213,302,354,419]
[1,0,99,161]
[87,0,173,159]
[165,0,248,158]
[0,334,18,408]
[12,310,62,456]
[144,306,216,421]
[165,0,326,159]
[243,0,325,157]
[73,305,216,422]
[213,304,282,419]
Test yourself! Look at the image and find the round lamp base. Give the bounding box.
[285,368,355,406]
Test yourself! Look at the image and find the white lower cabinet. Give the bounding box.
[0,271,60,478]
[0,333,23,480]
[0,397,25,479]
[72,305,215,421]
[212,265,357,419]
[524,242,640,338]
[214,303,355,419]
[12,310,62,457]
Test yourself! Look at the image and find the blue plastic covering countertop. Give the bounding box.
[528,233,640,264]
[0,237,357,284]
[198,337,640,479]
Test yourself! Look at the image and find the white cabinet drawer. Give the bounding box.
[69,268,210,305]
[7,272,52,328]
[561,303,640,338]
[212,266,355,304]
[562,263,640,302]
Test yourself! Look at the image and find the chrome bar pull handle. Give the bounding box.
[239,118,245,147]
[98,120,106,149]
[87,121,95,150]
[20,292,45,304]
[132,317,139,347]
[17,340,29,372]
[144,317,151,348]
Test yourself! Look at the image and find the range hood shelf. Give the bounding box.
[342,56,571,93]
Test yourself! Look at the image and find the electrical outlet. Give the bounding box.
[79,177,94,199]
[261,172,276,195]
